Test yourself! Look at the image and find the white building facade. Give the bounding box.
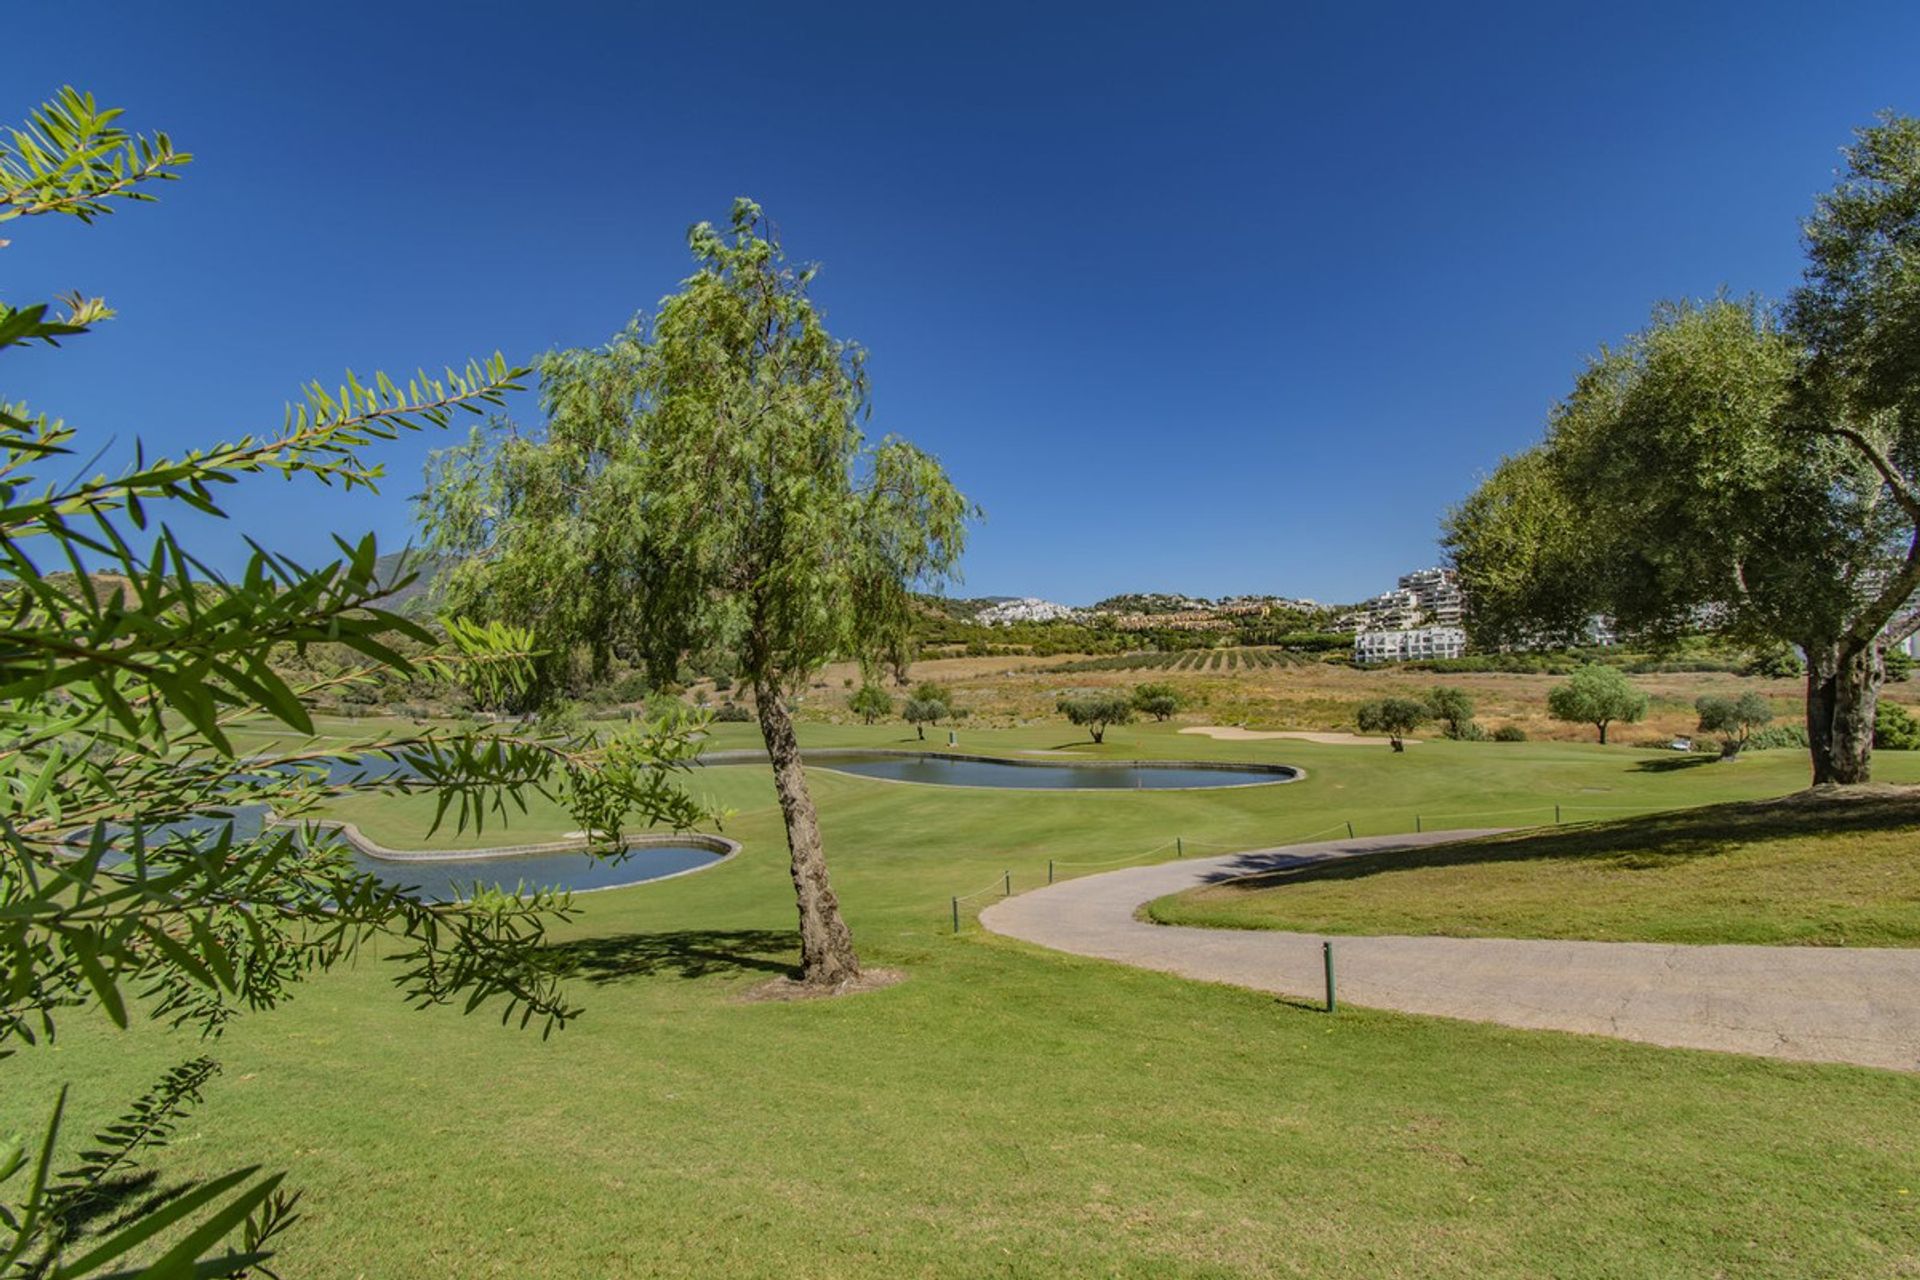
[1353,625,1468,664]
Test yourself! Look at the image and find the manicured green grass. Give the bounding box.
[15,724,1920,1277]
[1150,784,1920,946]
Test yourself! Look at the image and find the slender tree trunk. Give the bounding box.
[1597,722,1609,745]
[1806,640,1879,785]
[754,680,861,986]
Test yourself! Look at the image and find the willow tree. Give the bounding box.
[424,200,973,986]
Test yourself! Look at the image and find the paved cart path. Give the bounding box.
[979,833,1920,1073]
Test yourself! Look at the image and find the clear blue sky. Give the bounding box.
[11,2,1918,605]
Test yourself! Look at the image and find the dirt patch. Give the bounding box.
[736,967,907,1003]
[1179,725,1414,746]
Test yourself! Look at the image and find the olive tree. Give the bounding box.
[1424,686,1477,739]
[0,89,708,1276]
[849,682,893,725]
[1057,692,1133,744]
[1131,682,1184,721]
[1546,665,1648,744]
[1446,115,1920,785]
[1355,697,1428,751]
[423,200,973,987]
[1696,692,1773,758]
[902,697,944,739]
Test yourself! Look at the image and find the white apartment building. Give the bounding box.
[1353,625,1468,664]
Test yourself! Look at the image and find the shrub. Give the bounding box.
[1874,700,1920,750]
[849,683,893,724]
[1491,724,1529,742]
[1889,649,1916,682]
[1424,686,1476,739]
[1747,723,1808,751]
[903,697,945,739]
[713,701,752,722]
[1742,647,1805,679]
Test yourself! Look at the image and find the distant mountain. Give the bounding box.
[370,549,454,616]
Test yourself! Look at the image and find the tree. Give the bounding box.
[422,199,973,987]
[1057,692,1134,744]
[849,682,893,725]
[902,697,944,739]
[1546,665,1648,744]
[1446,115,1920,786]
[1355,697,1428,751]
[0,89,707,1276]
[1696,692,1773,758]
[1424,686,1477,739]
[1131,682,1184,721]
[1874,700,1920,749]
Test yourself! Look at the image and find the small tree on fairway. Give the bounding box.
[1355,697,1429,751]
[423,199,973,987]
[1425,686,1477,739]
[902,697,944,739]
[849,683,892,725]
[1058,692,1134,744]
[1132,682,1184,721]
[1696,692,1773,758]
[1547,665,1648,744]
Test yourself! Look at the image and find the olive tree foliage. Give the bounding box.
[1354,697,1428,752]
[1545,665,1648,744]
[1445,115,1920,786]
[1057,692,1133,744]
[422,199,974,986]
[1696,692,1773,758]
[1424,686,1477,739]
[0,90,709,1278]
[1131,682,1184,721]
[848,682,892,725]
[901,697,944,739]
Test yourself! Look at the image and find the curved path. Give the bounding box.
[980,833,1920,1073]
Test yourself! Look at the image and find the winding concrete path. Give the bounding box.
[980,833,1920,1073]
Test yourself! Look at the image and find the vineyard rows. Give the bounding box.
[1048,648,1310,674]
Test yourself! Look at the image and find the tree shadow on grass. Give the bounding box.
[548,929,798,985]
[1631,755,1719,773]
[1193,787,1920,893]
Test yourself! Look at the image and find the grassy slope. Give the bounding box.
[15,722,1920,1277]
[1149,783,1920,946]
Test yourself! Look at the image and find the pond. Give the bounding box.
[80,807,728,902]
[787,751,1298,790]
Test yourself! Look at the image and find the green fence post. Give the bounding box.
[1176,836,1183,857]
[1555,804,1562,825]
[1323,940,1337,1013]
[951,896,959,933]
[1415,815,1422,833]
[1048,859,1055,884]
[1003,870,1010,896]
[1345,821,1355,839]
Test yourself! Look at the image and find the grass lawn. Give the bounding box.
[14,723,1920,1276]
[1149,783,1920,946]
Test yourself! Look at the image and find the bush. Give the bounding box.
[1747,723,1809,751]
[1491,724,1529,742]
[1355,697,1429,751]
[1889,649,1916,682]
[1742,647,1805,679]
[1057,691,1135,744]
[712,674,733,693]
[713,701,752,722]
[1131,682,1185,721]
[1874,700,1920,750]
[1695,691,1774,758]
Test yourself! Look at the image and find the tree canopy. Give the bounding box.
[1546,665,1648,744]
[422,199,973,985]
[1355,697,1428,751]
[1057,692,1134,744]
[1444,114,1920,784]
[849,683,893,724]
[1131,682,1184,721]
[1696,692,1773,757]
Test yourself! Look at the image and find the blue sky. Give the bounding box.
[10,2,1918,605]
